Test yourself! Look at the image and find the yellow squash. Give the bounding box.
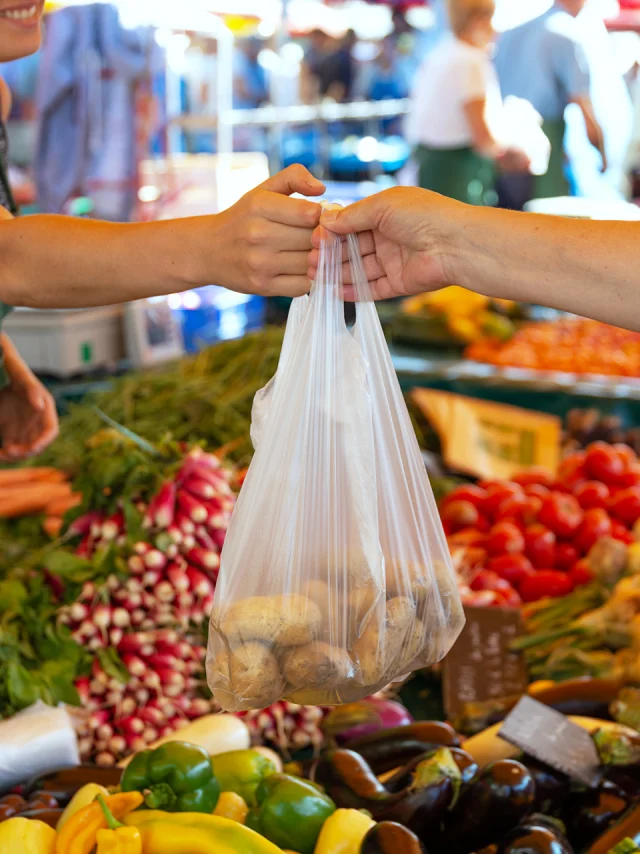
[124,811,284,853]
[0,817,56,854]
[314,808,375,854]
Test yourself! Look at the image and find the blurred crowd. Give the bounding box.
[2,0,639,210]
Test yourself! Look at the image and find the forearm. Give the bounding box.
[0,215,216,308]
[448,206,637,330]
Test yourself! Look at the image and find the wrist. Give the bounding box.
[436,201,480,290]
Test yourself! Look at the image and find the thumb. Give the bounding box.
[24,380,45,412]
[260,164,325,198]
[320,197,380,235]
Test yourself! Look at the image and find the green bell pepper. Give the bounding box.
[120,741,220,814]
[246,773,336,854]
[210,749,278,807]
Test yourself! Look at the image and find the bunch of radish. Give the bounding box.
[73,628,214,765]
[57,448,233,763]
[239,702,327,753]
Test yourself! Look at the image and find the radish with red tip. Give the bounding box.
[144,550,168,571]
[122,655,146,677]
[101,511,124,542]
[109,735,127,755]
[166,565,189,593]
[186,567,214,598]
[134,542,152,556]
[139,707,166,727]
[96,752,116,767]
[176,513,196,534]
[127,556,145,575]
[109,629,124,647]
[68,511,102,538]
[115,716,144,736]
[194,527,216,551]
[147,480,177,529]
[185,548,220,574]
[177,491,208,523]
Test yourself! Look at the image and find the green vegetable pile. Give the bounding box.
[38,328,285,474]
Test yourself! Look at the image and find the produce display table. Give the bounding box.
[391,347,640,425]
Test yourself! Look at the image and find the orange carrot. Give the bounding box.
[43,516,63,538]
[0,484,74,518]
[0,467,65,487]
[45,493,82,517]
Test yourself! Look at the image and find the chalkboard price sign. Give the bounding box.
[443,606,528,721]
[499,696,602,787]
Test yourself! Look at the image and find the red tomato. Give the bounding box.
[585,442,626,484]
[555,542,580,571]
[574,508,612,554]
[441,484,487,511]
[497,495,542,527]
[537,493,583,539]
[524,524,557,568]
[558,452,588,490]
[495,494,528,520]
[447,529,487,549]
[519,570,574,603]
[483,484,525,520]
[469,570,508,592]
[487,554,534,588]
[615,464,640,489]
[486,521,526,556]
[608,486,640,527]
[512,468,555,488]
[524,483,551,500]
[569,559,595,587]
[441,500,480,533]
[493,587,523,608]
[573,481,610,510]
[610,519,635,545]
[613,443,637,467]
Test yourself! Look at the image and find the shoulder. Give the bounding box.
[544,9,583,45]
[0,77,11,122]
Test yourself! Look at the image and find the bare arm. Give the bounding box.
[0,166,324,308]
[464,98,504,159]
[572,93,607,171]
[452,204,633,328]
[313,187,640,332]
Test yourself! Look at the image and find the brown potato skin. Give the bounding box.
[213,641,281,711]
[219,594,322,647]
[283,641,353,688]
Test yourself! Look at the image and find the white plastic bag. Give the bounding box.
[207,233,464,711]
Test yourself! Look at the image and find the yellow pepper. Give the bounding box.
[55,790,144,854]
[313,809,375,854]
[214,792,249,824]
[56,783,110,832]
[123,810,284,853]
[0,817,56,854]
[95,795,142,854]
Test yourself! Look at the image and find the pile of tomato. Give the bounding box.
[442,442,640,605]
[465,319,640,377]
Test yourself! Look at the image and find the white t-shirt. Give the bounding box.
[406,36,505,149]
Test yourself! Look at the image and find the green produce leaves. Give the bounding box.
[43,551,94,582]
[97,647,128,684]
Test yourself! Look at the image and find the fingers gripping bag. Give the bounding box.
[207,230,464,711]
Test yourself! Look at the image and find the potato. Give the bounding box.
[352,596,416,685]
[283,641,353,689]
[349,586,381,625]
[212,642,282,711]
[219,594,322,647]
[385,559,431,602]
[304,580,330,618]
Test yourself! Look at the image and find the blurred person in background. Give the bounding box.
[406,0,529,205]
[495,0,606,207]
[354,35,409,102]
[234,37,268,109]
[301,28,356,103]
